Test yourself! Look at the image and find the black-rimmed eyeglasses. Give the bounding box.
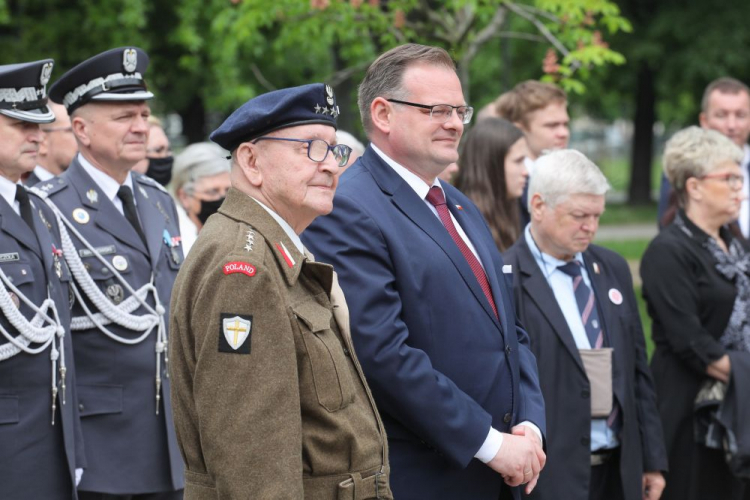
[387,99,474,124]
[252,137,352,167]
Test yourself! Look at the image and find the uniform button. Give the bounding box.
[342,347,350,357]
[79,404,84,412]
[505,345,512,355]
[503,413,512,424]
[581,389,590,399]
[581,436,590,446]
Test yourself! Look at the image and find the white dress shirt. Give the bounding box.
[0,175,21,216]
[32,165,55,183]
[78,153,136,216]
[371,145,542,462]
[251,196,304,254]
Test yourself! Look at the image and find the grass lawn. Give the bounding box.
[599,203,658,226]
[595,238,651,262]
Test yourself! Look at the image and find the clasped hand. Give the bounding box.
[488,425,546,495]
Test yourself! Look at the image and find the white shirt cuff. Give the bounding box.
[474,427,504,463]
[75,468,83,486]
[517,421,543,445]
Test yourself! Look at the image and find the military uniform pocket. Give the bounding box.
[293,300,356,412]
[184,470,217,500]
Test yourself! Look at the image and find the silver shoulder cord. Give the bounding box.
[0,265,66,425]
[31,187,168,415]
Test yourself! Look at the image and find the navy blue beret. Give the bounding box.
[210,83,340,152]
[0,59,55,124]
[49,47,153,114]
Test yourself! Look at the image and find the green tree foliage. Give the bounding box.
[0,0,630,140]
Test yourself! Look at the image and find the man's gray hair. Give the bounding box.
[171,142,230,196]
[357,43,456,136]
[528,149,610,211]
[663,126,743,200]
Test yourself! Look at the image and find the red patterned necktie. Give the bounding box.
[426,186,498,318]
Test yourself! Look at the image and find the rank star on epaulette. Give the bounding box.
[244,228,255,252]
[40,183,54,192]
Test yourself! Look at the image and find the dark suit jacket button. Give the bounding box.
[581,436,590,446]
[581,389,590,399]
[505,345,512,355]
[503,413,512,424]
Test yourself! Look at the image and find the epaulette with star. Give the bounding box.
[29,177,68,198]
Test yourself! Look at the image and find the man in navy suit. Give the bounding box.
[303,43,546,500]
[503,150,667,500]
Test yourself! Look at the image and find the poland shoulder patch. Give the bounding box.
[219,313,253,354]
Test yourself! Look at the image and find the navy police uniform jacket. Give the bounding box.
[0,187,85,499]
[303,147,546,500]
[40,157,184,494]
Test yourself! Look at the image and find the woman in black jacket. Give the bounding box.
[641,126,750,500]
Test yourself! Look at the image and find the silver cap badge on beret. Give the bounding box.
[325,85,334,105]
[123,49,138,73]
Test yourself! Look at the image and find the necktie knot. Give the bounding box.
[117,185,148,249]
[15,184,34,230]
[117,185,135,204]
[425,186,446,207]
[15,184,30,205]
[558,260,583,278]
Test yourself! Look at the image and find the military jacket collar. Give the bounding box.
[219,188,308,287]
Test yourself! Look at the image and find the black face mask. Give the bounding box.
[197,197,225,226]
[145,156,174,186]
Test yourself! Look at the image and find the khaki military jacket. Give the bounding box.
[169,188,391,500]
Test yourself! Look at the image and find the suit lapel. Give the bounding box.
[390,182,501,329]
[67,161,149,258]
[0,196,42,260]
[133,180,168,264]
[447,198,506,333]
[583,250,625,405]
[517,237,586,373]
[30,200,56,279]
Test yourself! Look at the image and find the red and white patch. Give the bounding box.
[275,242,296,268]
[223,261,256,277]
[608,288,623,305]
[455,204,463,210]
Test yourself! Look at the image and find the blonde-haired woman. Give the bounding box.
[641,126,749,500]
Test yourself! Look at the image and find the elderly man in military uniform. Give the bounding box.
[0,59,85,499]
[169,84,392,499]
[37,47,184,499]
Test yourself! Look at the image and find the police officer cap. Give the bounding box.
[0,59,55,124]
[210,83,340,152]
[49,47,153,114]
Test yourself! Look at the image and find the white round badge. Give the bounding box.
[112,255,128,272]
[72,208,90,224]
[608,288,623,305]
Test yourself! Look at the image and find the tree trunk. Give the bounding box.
[628,62,655,204]
[181,96,207,144]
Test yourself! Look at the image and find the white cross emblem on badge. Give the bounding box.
[223,316,251,350]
